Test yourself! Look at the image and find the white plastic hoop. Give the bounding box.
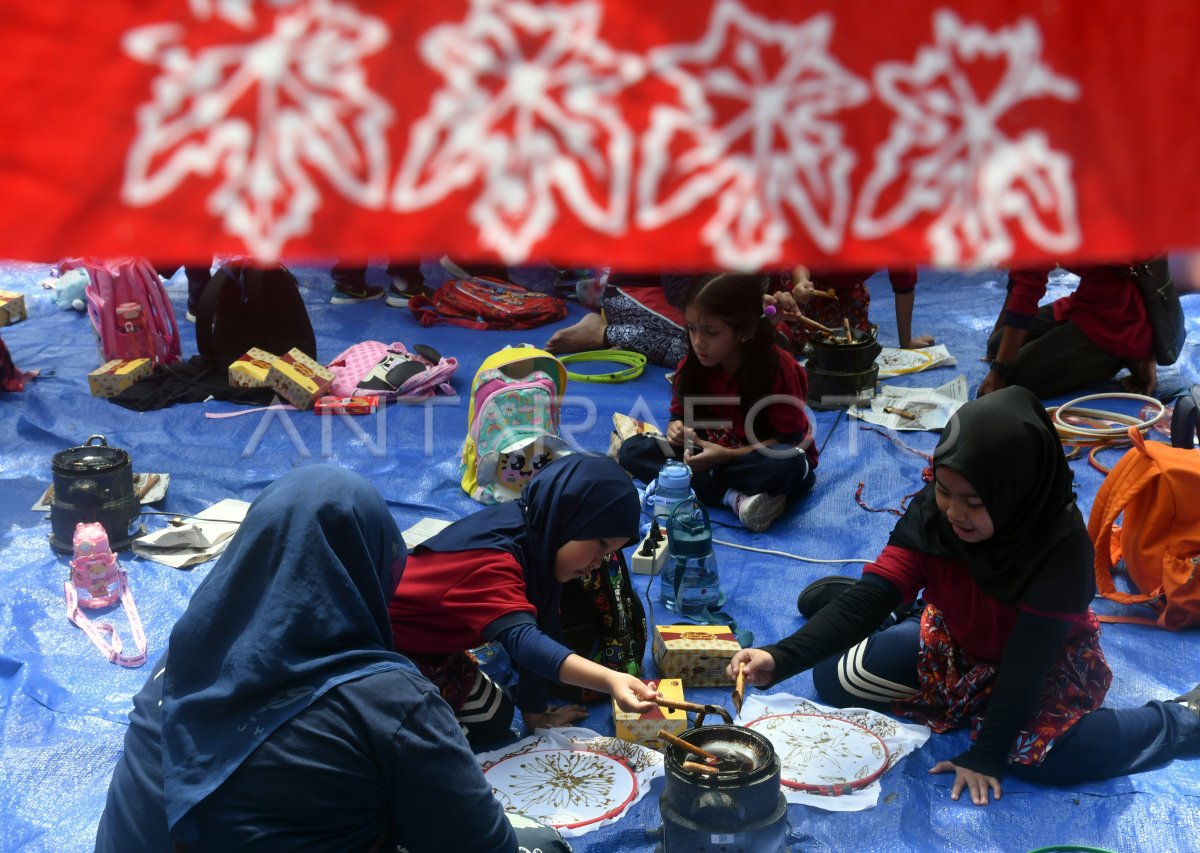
[1051,392,1166,439]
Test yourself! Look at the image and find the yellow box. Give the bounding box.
[0,290,26,326]
[88,358,152,398]
[228,347,278,389]
[652,624,742,687]
[266,348,333,409]
[613,678,687,750]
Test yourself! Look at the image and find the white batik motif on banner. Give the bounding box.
[121,0,394,259]
[852,10,1081,266]
[118,2,1082,268]
[637,0,869,269]
[392,0,642,263]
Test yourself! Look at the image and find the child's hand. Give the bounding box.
[683,437,729,473]
[789,265,816,305]
[764,291,800,317]
[666,420,686,445]
[726,648,776,688]
[929,761,1002,806]
[609,673,660,714]
[524,704,589,731]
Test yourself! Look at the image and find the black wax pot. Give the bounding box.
[806,327,881,410]
[49,435,141,553]
[657,724,788,853]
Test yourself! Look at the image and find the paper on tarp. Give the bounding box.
[132,498,250,568]
[400,516,452,550]
[737,693,931,812]
[875,344,957,378]
[849,374,968,431]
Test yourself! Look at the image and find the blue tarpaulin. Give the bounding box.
[1,261,1197,852]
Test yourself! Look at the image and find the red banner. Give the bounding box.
[1,1,1196,270]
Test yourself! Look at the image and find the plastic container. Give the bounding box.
[647,459,696,524]
[661,498,725,614]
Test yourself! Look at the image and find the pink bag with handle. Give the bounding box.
[327,341,457,401]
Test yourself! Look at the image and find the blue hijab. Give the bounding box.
[418,454,640,637]
[161,465,409,833]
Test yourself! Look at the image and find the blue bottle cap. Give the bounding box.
[657,460,692,490]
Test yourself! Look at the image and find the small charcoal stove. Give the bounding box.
[656,721,789,853]
[49,434,142,553]
[805,326,881,410]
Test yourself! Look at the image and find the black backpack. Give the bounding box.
[194,263,316,366]
[1133,256,1187,366]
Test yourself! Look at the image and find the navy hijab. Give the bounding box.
[161,465,409,833]
[418,453,641,637]
[889,385,1094,613]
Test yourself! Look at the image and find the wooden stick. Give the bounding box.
[680,760,719,775]
[808,288,838,300]
[653,696,711,715]
[793,314,837,335]
[657,729,720,764]
[884,406,917,421]
[843,318,854,342]
[731,662,746,715]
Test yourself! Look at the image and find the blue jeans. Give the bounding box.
[811,614,1200,784]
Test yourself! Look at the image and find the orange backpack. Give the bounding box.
[1088,426,1200,630]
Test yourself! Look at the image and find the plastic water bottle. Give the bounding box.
[661,498,725,614]
[648,459,695,525]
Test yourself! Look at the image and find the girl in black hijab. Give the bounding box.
[729,387,1200,805]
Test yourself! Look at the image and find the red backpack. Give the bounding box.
[408,278,567,331]
[68,258,181,367]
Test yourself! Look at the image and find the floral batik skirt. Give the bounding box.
[892,604,1112,766]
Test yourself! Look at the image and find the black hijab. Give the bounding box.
[889,385,1094,612]
[418,453,640,637]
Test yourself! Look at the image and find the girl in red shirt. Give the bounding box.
[618,272,817,532]
[730,387,1200,805]
[389,454,659,746]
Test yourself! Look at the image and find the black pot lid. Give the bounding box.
[52,435,129,473]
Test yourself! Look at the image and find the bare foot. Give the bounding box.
[545,311,606,353]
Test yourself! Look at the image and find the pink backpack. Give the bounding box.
[326,341,457,401]
[67,258,181,367]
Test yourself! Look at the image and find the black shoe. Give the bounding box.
[330,283,384,304]
[1174,683,1200,715]
[386,277,424,307]
[796,576,857,619]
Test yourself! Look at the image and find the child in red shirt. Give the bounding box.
[389,455,658,745]
[618,272,817,532]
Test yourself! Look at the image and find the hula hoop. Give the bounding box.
[1051,393,1165,439]
[559,349,647,383]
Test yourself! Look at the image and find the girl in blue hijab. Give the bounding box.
[390,453,659,742]
[95,466,524,852]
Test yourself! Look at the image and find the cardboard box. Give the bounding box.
[265,348,333,409]
[314,395,379,415]
[613,678,687,750]
[653,624,742,687]
[0,290,26,326]
[88,358,152,398]
[228,347,278,388]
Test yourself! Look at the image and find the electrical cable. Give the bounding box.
[558,349,647,383]
[712,538,874,564]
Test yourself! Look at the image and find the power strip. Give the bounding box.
[631,530,668,575]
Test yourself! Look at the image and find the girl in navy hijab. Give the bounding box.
[95,466,524,852]
[390,453,659,742]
